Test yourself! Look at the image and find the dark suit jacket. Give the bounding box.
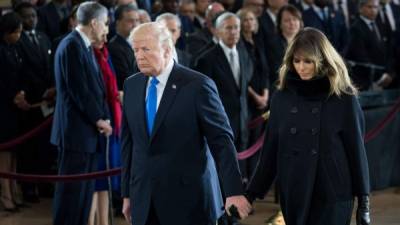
[37,1,69,40]
[108,34,138,90]
[121,62,243,225]
[303,6,348,53]
[176,48,191,67]
[265,34,287,92]
[345,17,389,90]
[196,44,253,150]
[258,10,278,41]
[51,30,109,152]
[17,31,52,104]
[186,27,213,56]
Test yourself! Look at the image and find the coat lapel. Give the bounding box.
[149,63,182,142]
[137,75,150,141]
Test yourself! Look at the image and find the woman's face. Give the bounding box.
[3,25,23,44]
[293,52,316,80]
[280,11,301,37]
[241,12,257,34]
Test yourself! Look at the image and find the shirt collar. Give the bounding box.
[266,9,277,24]
[153,57,174,86]
[219,40,237,55]
[75,27,92,49]
[360,15,374,27]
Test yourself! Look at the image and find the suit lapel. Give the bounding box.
[216,45,240,91]
[137,75,150,141]
[149,63,182,142]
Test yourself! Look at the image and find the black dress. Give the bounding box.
[248,72,370,225]
[0,40,23,142]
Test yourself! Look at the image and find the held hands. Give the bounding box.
[122,198,131,224]
[356,195,371,225]
[96,119,112,136]
[225,195,252,219]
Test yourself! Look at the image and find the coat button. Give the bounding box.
[311,108,319,114]
[290,107,298,113]
[290,127,297,134]
[311,128,318,135]
[311,149,317,155]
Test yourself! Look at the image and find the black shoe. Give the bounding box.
[24,194,40,203]
[3,207,19,213]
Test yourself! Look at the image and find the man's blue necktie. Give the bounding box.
[146,77,159,135]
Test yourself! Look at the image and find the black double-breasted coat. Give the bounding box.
[248,72,370,225]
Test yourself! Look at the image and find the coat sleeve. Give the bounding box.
[246,94,279,199]
[120,81,134,197]
[195,77,244,197]
[341,95,370,196]
[61,41,105,125]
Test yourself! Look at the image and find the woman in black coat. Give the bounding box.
[0,12,27,212]
[246,28,371,225]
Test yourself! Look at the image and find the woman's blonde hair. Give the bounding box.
[277,27,357,96]
[236,8,259,34]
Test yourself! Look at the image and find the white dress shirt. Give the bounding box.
[145,58,174,111]
[219,40,240,87]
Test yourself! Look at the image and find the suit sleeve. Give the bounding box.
[246,94,279,199]
[342,95,370,196]
[195,77,243,197]
[109,44,131,90]
[61,42,105,125]
[120,81,133,197]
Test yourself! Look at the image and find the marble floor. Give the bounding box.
[0,188,399,225]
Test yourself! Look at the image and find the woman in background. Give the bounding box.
[0,12,26,212]
[88,37,122,225]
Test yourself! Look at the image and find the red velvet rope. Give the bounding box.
[0,168,121,183]
[364,96,400,143]
[1,98,400,182]
[0,116,53,151]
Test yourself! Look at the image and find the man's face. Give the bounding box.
[162,19,181,45]
[20,7,37,30]
[196,0,211,16]
[117,10,140,38]
[91,15,109,43]
[132,28,170,75]
[162,0,179,13]
[244,0,265,17]
[218,17,240,48]
[360,0,380,20]
[267,0,288,11]
[180,3,196,21]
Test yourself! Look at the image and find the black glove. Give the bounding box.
[356,195,371,225]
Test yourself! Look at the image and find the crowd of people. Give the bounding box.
[0,0,399,224]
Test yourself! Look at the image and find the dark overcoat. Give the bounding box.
[248,72,370,225]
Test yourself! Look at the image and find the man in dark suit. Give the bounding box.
[196,12,254,181]
[259,0,287,41]
[121,22,251,225]
[156,13,192,67]
[345,0,395,90]
[186,2,225,65]
[51,3,112,225]
[303,0,348,53]
[37,0,70,40]
[15,2,54,202]
[108,4,140,90]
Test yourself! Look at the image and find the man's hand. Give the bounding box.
[14,91,30,110]
[96,119,112,136]
[225,195,252,219]
[377,73,393,88]
[122,198,131,224]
